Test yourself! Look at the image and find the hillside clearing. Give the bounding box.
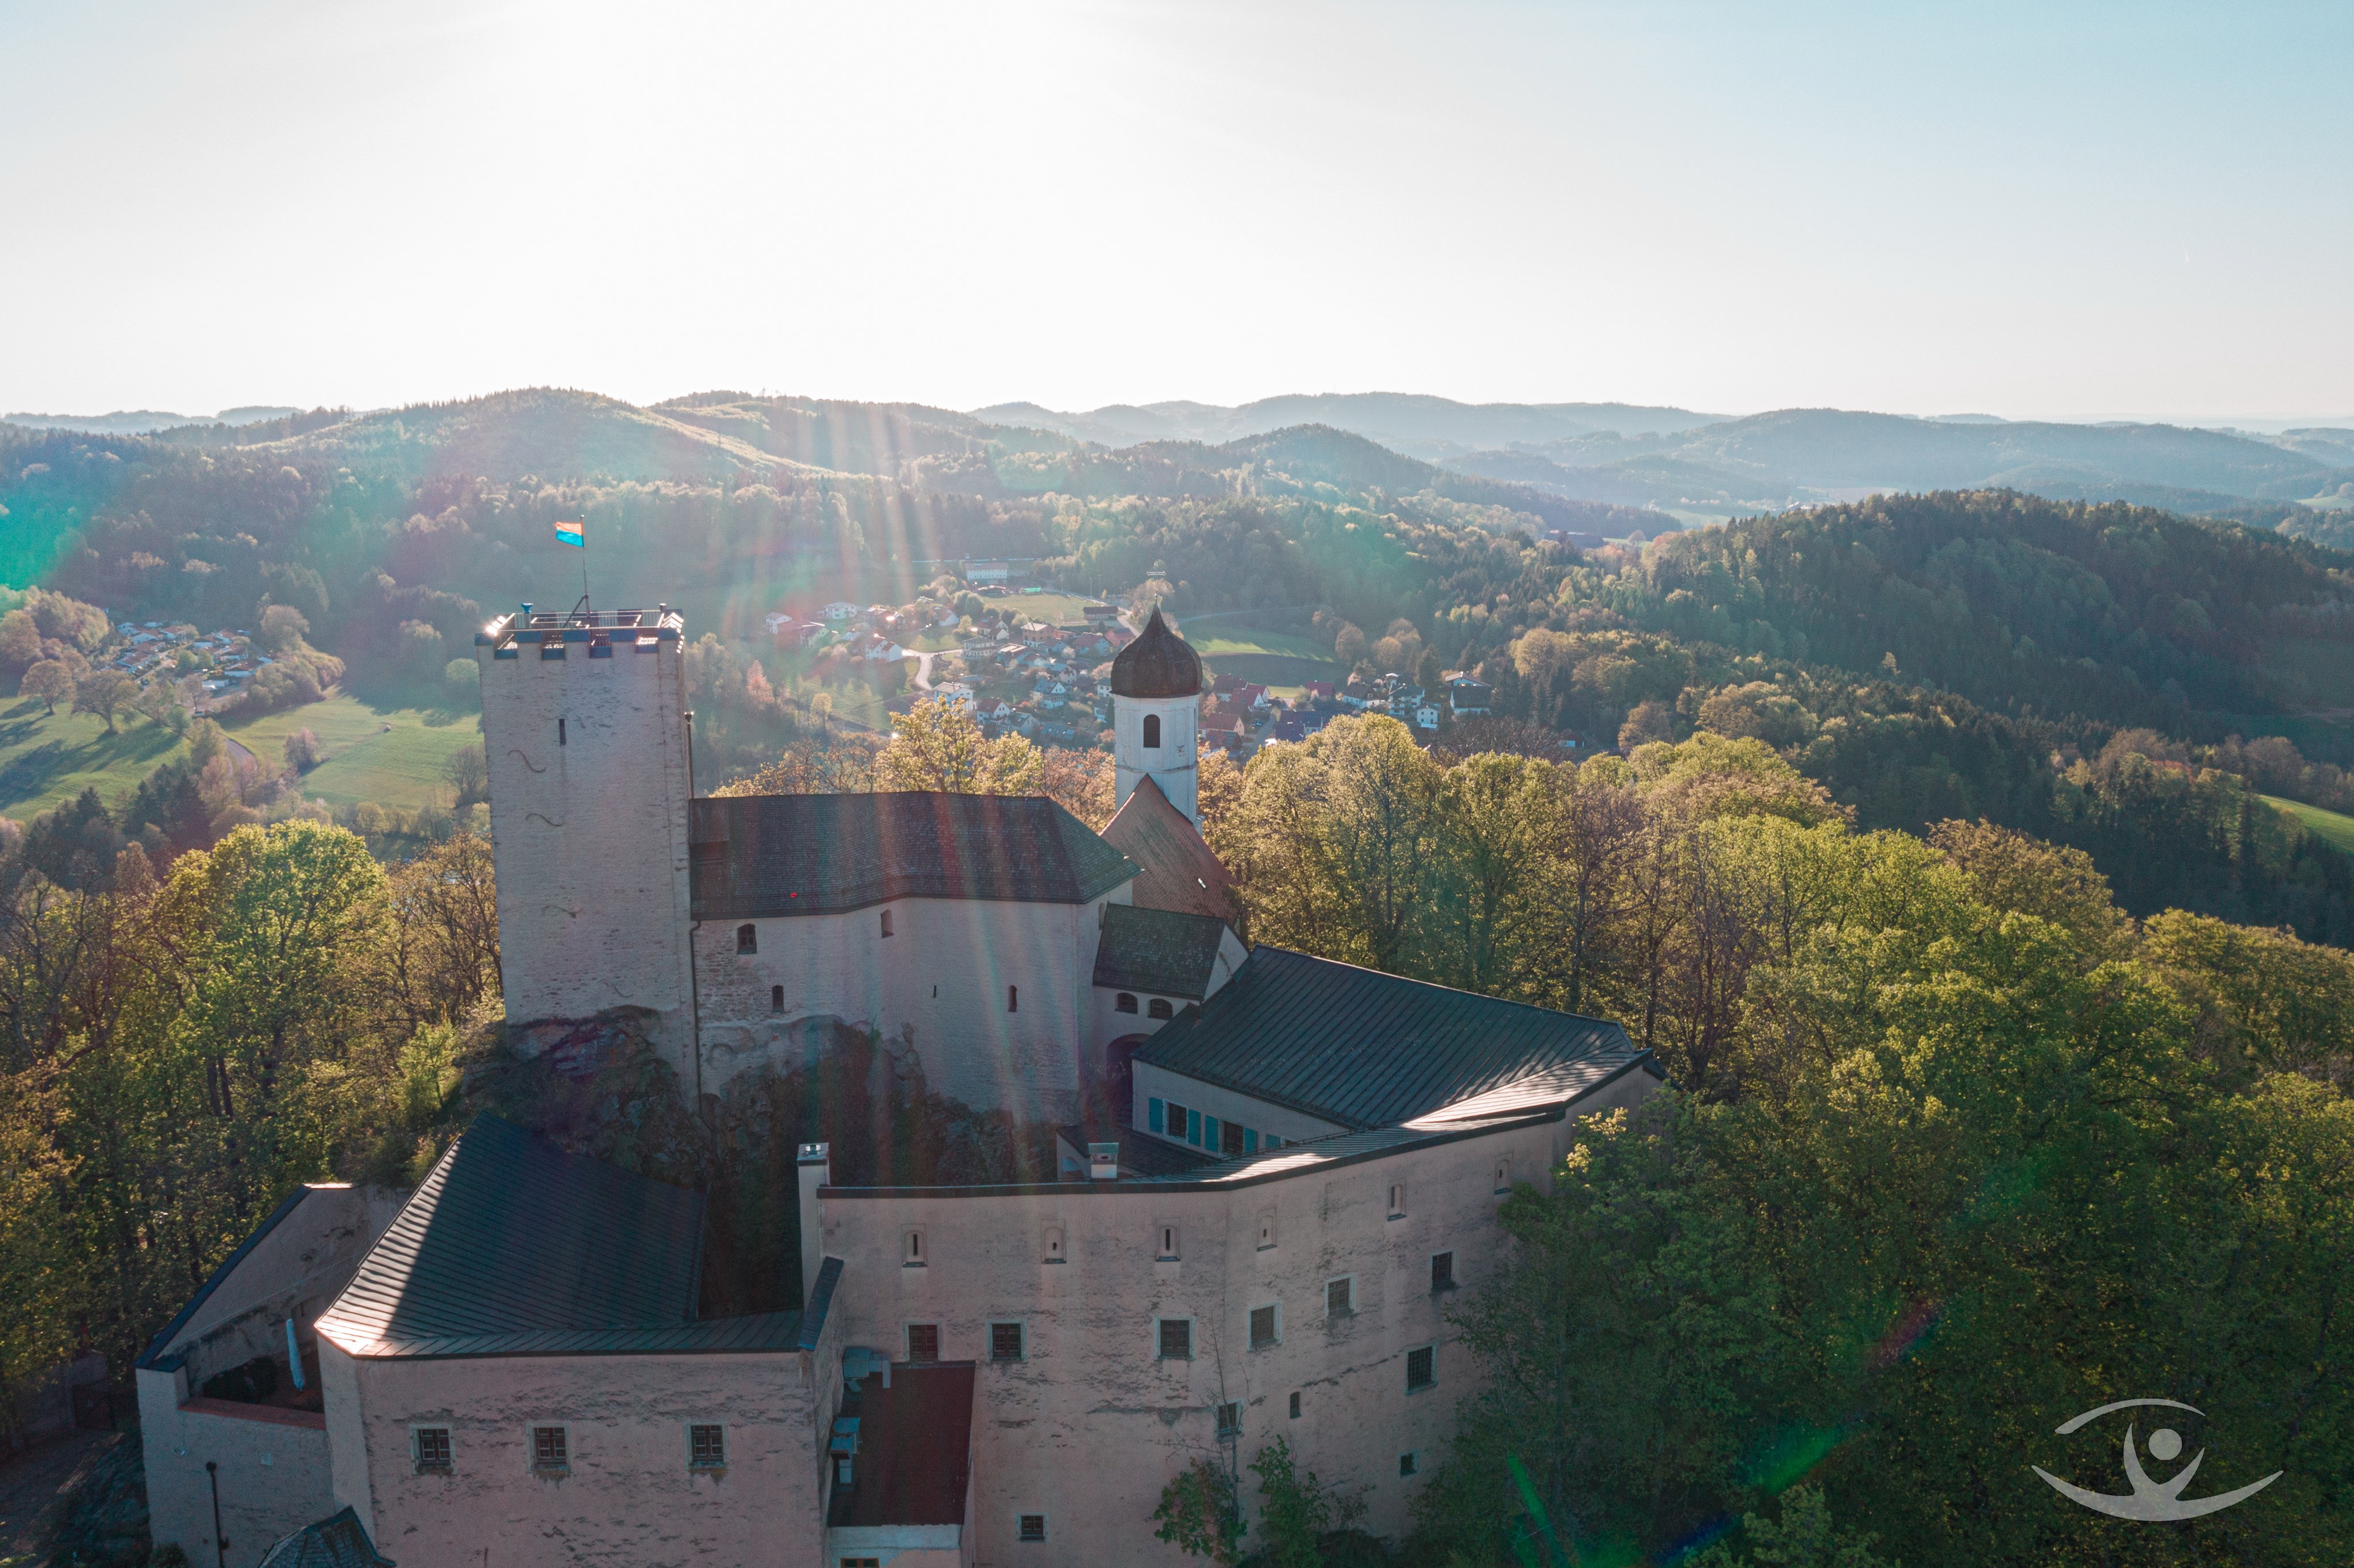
[0,699,185,821]
[223,694,482,810]
[2265,793,2354,855]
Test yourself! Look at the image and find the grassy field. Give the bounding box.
[0,699,187,821]
[2265,793,2354,855]
[1175,621,1347,696]
[222,694,484,810]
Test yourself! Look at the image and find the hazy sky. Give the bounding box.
[3,0,2349,422]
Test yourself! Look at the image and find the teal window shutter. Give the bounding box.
[1244,1128,1259,1153]
[1149,1098,1165,1134]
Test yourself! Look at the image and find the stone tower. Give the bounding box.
[475,603,698,1071]
[1110,609,1202,826]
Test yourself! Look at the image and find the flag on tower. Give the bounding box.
[553,521,585,548]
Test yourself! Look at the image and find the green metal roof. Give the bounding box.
[690,792,1137,919]
[1133,946,1645,1131]
[1092,903,1229,999]
[317,1116,708,1359]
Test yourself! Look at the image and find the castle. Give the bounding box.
[136,600,1659,1567]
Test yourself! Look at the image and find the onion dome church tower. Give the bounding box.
[1110,609,1202,827]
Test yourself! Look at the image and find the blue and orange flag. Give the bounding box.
[553,520,585,548]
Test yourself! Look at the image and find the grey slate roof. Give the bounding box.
[1133,946,1645,1131]
[1093,903,1229,1000]
[317,1116,708,1359]
[260,1507,396,1567]
[690,792,1137,919]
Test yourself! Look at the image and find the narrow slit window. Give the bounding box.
[1288,1392,1301,1419]
[1388,1182,1406,1218]
[557,717,567,746]
[880,908,893,938]
[1158,1225,1179,1259]
[1007,984,1018,1012]
[770,984,784,1013]
[1143,714,1161,749]
[905,1229,925,1265]
[736,923,757,954]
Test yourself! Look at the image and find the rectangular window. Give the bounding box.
[1018,1515,1048,1543]
[1217,1401,1243,1438]
[880,909,893,938]
[1493,1157,1511,1193]
[907,1323,941,1361]
[1388,1181,1407,1218]
[1431,1251,1456,1292]
[1399,1451,1420,1477]
[904,1228,925,1266]
[1157,1224,1180,1260]
[1222,1120,1246,1156]
[1158,1317,1193,1360]
[1288,1391,1302,1419]
[770,983,784,1013]
[990,1322,1025,1362]
[1149,1097,1165,1134]
[1407,1345,1436,1392]
[1007,984,1018,1012]
[531,1426,567,1470]
[1250,1304,1279,1350]
[689,1423,725,1467]
[1257,1211,1277,1250]
[1326,1277,1354,1319]
[414,1427,452,1473]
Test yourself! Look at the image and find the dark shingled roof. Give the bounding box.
[690,792,1136,919]
[261,1507,396,1568]
[828,1363,976,1529]
[317,1116,707,1358]
[1110,610,1201,698]
[1093,903,1230,1000]
[1134,946,1644,1131]
[1099,776,1236,920]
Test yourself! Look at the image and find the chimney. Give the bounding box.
[798,1143,830,1307]
[1088,1142,1119,1181]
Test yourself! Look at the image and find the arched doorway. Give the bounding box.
[1105,1034,1152,1125]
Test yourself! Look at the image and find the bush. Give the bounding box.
[443,656,480,704]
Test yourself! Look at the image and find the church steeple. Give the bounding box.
[1110,610,1202,827]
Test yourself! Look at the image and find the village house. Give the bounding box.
[139,605,1657,1567]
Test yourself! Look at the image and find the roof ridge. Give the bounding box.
[1249,945,1628,1028]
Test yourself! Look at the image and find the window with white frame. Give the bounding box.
[413,1427,452,1473]
[1388,1180,1407,1218]
[904,1228,925,1266]
[1157,1224,1179,1260]
[530,1425,568,1471]
[688,1423,725,1467]
[1250,1303,1280,1350]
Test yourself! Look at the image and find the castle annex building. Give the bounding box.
[139,602,1660,1567]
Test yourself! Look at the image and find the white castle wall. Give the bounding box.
[476,617,698,1074]
[331,1304,846,1568]
[813,1070,1657,1565]
[694,891,1129,1121]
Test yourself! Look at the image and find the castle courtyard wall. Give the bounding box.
[813,1084,1653,1566]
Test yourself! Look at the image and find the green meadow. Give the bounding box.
[222,694,484,811]
[2265,793,2354,855]
[0,698,187,821]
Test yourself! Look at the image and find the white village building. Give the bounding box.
[137,603,1658,1567]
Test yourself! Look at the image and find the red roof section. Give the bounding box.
[1101,776,1235,922]
[828,1363,976,1528]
